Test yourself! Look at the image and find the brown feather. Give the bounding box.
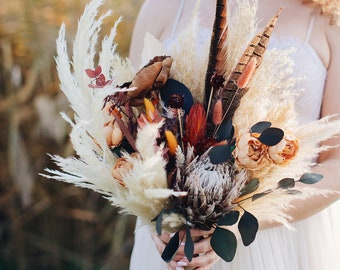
[220,8,282,122]
[204,0,228,107]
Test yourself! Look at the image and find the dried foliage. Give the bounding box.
[0,0,143,269]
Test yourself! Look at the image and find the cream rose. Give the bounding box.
[268,135,299,164]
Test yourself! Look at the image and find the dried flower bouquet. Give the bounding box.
[42,0,340,262]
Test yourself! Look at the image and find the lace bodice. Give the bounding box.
[269,35,326,123]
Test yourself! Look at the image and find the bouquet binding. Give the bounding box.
[42,0,340,262]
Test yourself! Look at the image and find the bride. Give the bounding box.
[128,0,340,269]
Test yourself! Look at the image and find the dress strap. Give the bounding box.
[305,10,317,43]
[170,0,185,38]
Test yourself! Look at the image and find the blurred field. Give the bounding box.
[0,0,143,269]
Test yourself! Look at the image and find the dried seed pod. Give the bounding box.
[129,61,163,98]
[111,121,123,147]
[154,56,173,89]
[237,57,257,89]
[213,98,223,125]
[128,56,172,99]
[104,123,114,147]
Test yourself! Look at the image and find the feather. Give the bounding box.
[220,8,282,122]
[204,0,228,108]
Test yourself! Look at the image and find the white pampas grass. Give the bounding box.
[42,0,178,223]
[164,8,210,103]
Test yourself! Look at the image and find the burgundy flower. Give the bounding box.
[184,103,207,147]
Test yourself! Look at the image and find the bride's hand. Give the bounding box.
[151,228,220,270]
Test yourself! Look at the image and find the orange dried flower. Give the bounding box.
[185,103,207,147]
[165,130,178,155]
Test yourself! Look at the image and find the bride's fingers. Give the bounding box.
[151,232,167,253]
[189,228,214,238]
[174,235,213,256]
[193,236,213,254]
[184,250,220,270]
[151,232,186,262]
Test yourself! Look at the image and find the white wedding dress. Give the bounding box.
[129,5,340,270]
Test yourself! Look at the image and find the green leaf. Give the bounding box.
[184,226,194,262]
[209,144,232,164]
[278,178,295,189]
[240,178,259,196]
[299,173,323,184]
[211,227,237,262]
[286,189,302,195]
[155,211,163,235]
[216,119,234,141]
[161,231,180,263]
[217,211,240,226]
[258,127,284,146]
[250,121,272,133]
[238,211,259,246]
[252,191,270,201]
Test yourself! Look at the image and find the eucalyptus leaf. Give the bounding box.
[209,145,232,164]
[155,211,163,235]
[252,191,270,201]
[286,189,302,195]
[217,211,240,226]
[299,173,323,184]
[216,119,234,141]
[184,226,194,262]
[211,227,237,262]
[278,178,295,189]
[238,211,259,246]
[250,121,272,133]
[258,127,284,146]
[159,79,194,115]
[240,178,259,196]
[161,231,180,263]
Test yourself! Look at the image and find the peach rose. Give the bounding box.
[234,133,270,170]
[111,153,140,187]
[268,135,299,164]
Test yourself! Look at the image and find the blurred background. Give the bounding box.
[0,0,143,269]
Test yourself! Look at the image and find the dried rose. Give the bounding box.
[111,153,140,187]
[268,135,299,164]
[234,133,270,170]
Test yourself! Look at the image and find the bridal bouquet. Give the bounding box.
[42,0,340,262]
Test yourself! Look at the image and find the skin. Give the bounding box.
[129,0,340,269]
